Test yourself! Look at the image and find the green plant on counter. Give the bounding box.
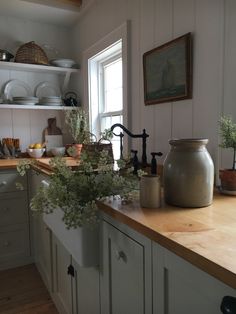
[219,116,236,170]
[17,151,138,229]
[65,107,90,144]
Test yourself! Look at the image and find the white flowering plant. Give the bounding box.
[17,151,139,229]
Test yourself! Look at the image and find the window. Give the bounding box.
[83,22,128,160]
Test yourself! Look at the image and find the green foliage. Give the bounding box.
[17,151,138,229]
[219,115,236,170]
[100,128,113,141]
[65,108,90,144]
[219,116,236,149]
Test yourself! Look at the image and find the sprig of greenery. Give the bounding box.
[65,108,90,144]
[17,151,138,229]
[219,115,236,170]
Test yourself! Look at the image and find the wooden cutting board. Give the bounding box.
[37,157,80,171]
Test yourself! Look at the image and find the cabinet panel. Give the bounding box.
[0,192,28,226]
[52,234,72,314]
[72,258,100,314]
[0,171,27,193]
[153,242,236,314]
[0,224,30,264]
[100,218,152,314]
[33,214,52,291]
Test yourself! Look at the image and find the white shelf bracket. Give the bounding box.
[62,72,71,94]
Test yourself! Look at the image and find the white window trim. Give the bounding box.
[99,52,122,114]
[82,21,129,153]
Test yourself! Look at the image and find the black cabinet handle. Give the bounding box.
[67,264,74,277]
[221,296,236,313]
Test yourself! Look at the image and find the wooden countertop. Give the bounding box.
[0,157,79,173]
[1,158,236,289]
[97,192,236,289]
[0,158,24,169]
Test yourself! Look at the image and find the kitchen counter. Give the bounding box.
[98,193,236,289]
[0,157,79,174]
[0,158,25,169]
[1,158,236,289]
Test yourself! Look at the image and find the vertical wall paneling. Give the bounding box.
[153,0,173,161]
[0,110,13,138]
[193,0,223,164]
[221,0,236,169]
[127,0,142,154]
[139,0,155,161]
[171,0,195,139]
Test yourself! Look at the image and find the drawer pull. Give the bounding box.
[0,181,7,187]
[116,250,127,262]
[3,241,10,247]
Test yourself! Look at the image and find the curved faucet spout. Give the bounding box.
[110,123,149,166]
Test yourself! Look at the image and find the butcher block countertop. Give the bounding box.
[0,157,79,174]
[1,158,236,289]
[98,193,236,289]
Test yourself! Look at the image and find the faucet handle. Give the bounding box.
[150,152,163,175]
[130,149,139,174]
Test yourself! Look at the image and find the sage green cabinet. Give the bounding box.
[0,170,30,270]
[153,243,236,314]
[71,257,100,314]
[100,214,152,314]
[30,170,53,291]
[52,234,73,314]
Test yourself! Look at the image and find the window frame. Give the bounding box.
[82,22,129,155]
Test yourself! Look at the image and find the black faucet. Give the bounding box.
[110,123,149,167]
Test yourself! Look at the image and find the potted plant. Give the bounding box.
[65,107,90,157]
[219,115,236,192]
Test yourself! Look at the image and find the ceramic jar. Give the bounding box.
[163,138,214,207]
[140,175,161,208]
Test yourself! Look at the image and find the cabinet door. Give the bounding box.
[33,214,52,291]
[71,257,100,314]
[153,243,236,314]
[100,219,152,314]
[52,234,72,314]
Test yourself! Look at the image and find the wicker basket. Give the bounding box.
[15,41,49,65]
[82,142,114,165]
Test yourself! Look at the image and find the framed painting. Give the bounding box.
[143,32,192,105]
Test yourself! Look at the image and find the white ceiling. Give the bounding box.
[0,0,92,27]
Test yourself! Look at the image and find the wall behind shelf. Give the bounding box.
[0,14,74,150]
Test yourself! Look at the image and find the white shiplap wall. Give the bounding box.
[72,0,236,172]
[0,15,73,151]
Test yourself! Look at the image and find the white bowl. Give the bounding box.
[50,59,76,68]
[27,148,45,158]
[51,147,66,157]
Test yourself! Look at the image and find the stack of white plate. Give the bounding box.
[39,96,63,106]
[12,96,39,105]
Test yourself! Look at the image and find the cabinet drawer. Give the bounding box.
[0,224,30,261]
[0,171,27,193]
[0,192,28,226]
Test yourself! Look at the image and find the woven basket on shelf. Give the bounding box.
[15,41,49,65]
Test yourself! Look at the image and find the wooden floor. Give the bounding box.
[0,264,58,314]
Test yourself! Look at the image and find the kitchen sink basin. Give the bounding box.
[43,208,99,267]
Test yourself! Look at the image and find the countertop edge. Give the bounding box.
[97,200,236,289]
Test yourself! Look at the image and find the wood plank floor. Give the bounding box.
[0,264,58,314]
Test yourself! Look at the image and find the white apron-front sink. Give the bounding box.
[43,208,99,267]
